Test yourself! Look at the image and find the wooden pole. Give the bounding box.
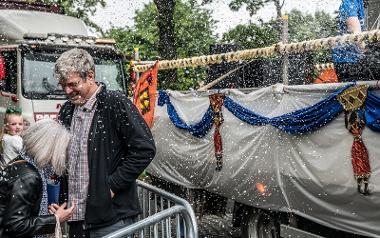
[134,47,140,82]
[281,15,289,85]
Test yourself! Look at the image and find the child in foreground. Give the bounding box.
[0,108,23,167]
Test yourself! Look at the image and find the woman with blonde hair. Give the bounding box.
[0,119,74,238]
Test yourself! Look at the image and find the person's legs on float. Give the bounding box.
[361,42,380,81]
[335,62,362,82]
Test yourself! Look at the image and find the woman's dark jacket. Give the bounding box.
[58,86,156,230]
[0,157,56,238]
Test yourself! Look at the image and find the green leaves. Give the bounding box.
[222,20,279,49]
[106,0,217,90]
[222,9,337,49]
[229,0,274,16]
[221,8,337,78]
[287,10,337,43]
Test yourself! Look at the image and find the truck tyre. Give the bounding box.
[241,208,280,238]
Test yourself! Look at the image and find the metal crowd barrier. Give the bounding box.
[103,180,199,238]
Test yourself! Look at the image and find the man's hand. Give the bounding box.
[48,202,75,223]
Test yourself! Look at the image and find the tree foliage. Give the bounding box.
[288,10,337,42]
[36,0,106,34]
[222,9,337,48]
[202,0,285,41]
[202,0,285,18]
[222,20,279,49]
[229,0,284,18]
[153,0,177,85]
[107,0,216,90]
[222,9,338,73]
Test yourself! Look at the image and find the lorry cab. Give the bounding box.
[0,2,127,127]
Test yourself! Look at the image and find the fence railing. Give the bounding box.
[103,180,198,238]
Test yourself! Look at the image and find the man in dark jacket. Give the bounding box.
[54,48,156,237]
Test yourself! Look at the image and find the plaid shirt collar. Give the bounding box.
[78,85,102,111]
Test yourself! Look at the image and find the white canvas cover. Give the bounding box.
[148,83,380,237]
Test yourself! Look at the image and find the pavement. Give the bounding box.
[198,213,241,238]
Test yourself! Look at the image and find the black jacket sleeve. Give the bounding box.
[109,96,156,193]
[3,173,56,236]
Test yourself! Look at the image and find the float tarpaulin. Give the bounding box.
[148,82,380,237]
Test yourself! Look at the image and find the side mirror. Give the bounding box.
[0,55,5,81]
[0,55,6,91]
[0,55,6,80]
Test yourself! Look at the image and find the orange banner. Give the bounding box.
[314,68,338,84]
[133,62,158,128]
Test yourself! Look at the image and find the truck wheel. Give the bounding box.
[241,209,280,238]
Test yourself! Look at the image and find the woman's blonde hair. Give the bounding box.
[22,119,70,175]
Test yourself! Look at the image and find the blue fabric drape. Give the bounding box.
[224,85,352,134]
[223,97,270,126]
[158,91,214,138]
[267,85,351,134]
[365,91,380,132]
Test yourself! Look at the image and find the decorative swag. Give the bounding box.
[158,84,380,137]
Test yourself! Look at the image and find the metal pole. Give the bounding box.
[281,15,289,85]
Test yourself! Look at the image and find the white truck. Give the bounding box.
[0,1,127,126]
[148,82,380,238]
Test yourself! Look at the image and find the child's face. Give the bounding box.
[23,120,30,131]
[5,114,23,136]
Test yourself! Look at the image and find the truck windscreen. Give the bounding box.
[22,51,125,99]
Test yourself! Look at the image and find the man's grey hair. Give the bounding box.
[54,48,95,82]
[22,119,70,176]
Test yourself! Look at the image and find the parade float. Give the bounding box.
[133,31,380,238]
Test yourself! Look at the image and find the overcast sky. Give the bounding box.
[91,0,341,35]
